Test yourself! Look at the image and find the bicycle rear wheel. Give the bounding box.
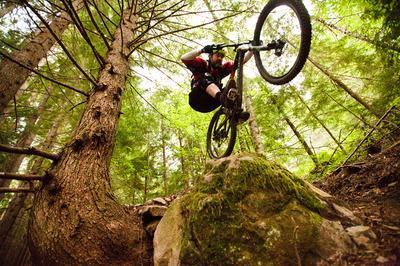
[253,0,311,85]
[207,109,237,159]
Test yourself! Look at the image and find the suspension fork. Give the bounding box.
[227,50,245,112]
[235,50,245,107]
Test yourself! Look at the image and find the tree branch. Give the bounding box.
[0,144,60,161]
[24,0,97,85]
[342,105,396,165]
[103,0,121,16]
[0,172,44,181]
[0,50,89,97]
[128,10,245,56]
[83,0,110,49]
[88,0,115,36]
[128,2,187,49]
[0,187,36,193]
[61,0,105,66]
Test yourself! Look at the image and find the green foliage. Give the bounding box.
[1,0,400,204]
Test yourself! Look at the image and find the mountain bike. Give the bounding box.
[206,0,311,159]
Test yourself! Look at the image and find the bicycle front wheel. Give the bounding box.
[207,109,237,159]
[253,0,311,85]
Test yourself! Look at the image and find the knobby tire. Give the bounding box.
[253,0,312,85]
[207,109,237,159]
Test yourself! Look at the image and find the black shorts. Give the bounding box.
[188,76,221,113]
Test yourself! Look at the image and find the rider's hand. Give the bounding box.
[201,44,214,54]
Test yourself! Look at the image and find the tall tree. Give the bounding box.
[293,89,347,154]
[28,5,152,264]
[245,95,264,155]
[283,113,320,167]
[307,56,382,118]
[272,96,320,168]
[315,17,400,53]
[0,0,82,115]
[0,114,62,265]
[161,118,168,195]
[0,88,52,201]
[0,1,19,19]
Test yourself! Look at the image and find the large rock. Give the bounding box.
[154,154,356,265]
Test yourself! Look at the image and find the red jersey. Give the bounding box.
[182,57,233,87]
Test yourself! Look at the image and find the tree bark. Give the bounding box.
[0,192,32,266]
[0,89,52,201]
[0,0,82,115]
[28,7,151,265]
[245,95,265,155]
[0,113,62,266]
[293,90,347,154]
[307,56,382,118]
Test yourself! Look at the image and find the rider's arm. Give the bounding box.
[243,51,253,65]
[181,48,203,62]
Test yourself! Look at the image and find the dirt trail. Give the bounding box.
[316,141,400,265]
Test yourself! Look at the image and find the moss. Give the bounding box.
[203,154,324,211]
[178,153,326,265]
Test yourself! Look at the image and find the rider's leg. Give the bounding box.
[205,83,220,98]
[206,81,250,123]
[205,83,226,107]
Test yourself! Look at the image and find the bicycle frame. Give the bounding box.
[218,41,281,112]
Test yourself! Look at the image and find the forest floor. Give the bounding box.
[316,141,400,265]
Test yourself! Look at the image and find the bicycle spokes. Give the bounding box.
[262,6,301,77]
[207,109,237,159]
[253,0,311,85]
[212,117,230,152]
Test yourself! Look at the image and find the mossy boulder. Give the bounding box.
[154,154,355,265]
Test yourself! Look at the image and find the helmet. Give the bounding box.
[212,48,226,57]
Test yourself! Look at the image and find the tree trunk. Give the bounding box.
[0,0,82,115]
[293,90,347,154]
[0,89,52,202]
[0,193,32,266]
[0,115,61,266]
[177,133,189,189]
[28,7,151,265]
[272,95,320,167]
[0,81,27,122]
[283,114,320,167]
[315,17,400,53]
[0,1,19,19]
[161,118,168,195]
[144,174,148,203]
[245,95,265,155]
[322,90,373,128]
[307,56,382,118]
[0,192,32,266]
[238,131,247,152]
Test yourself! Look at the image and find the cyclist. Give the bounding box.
[181,45,253,120]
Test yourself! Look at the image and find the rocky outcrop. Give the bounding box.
[153,154,366,265]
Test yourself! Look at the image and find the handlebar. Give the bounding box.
[210,39,285,53]
[212,41,253,51]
